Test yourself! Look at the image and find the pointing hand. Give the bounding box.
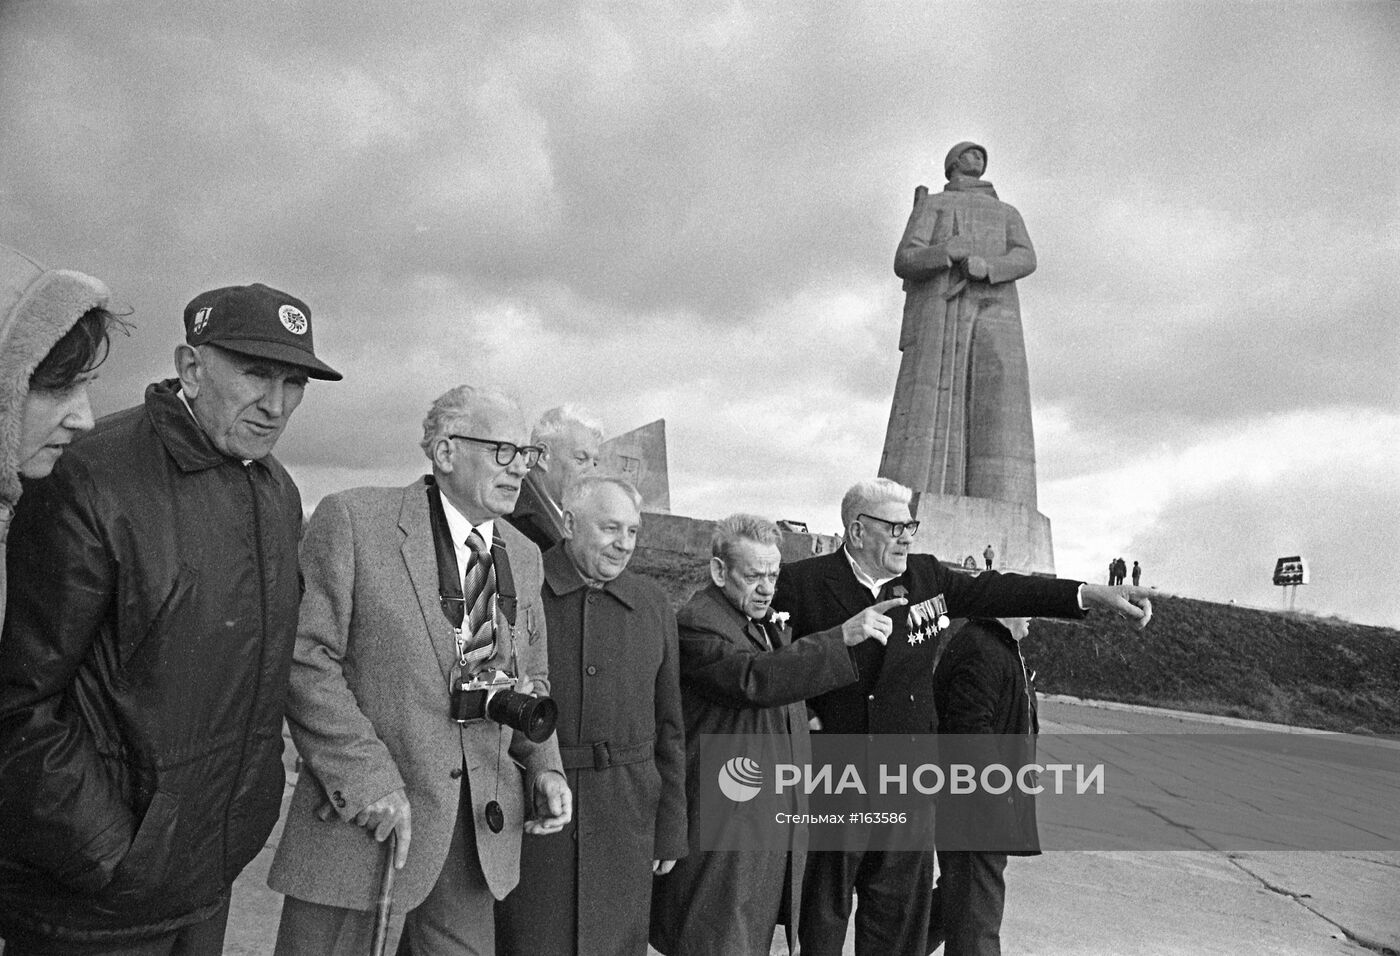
[841,598,907,646]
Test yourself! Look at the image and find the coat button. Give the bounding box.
[450,767,464,779]
[586,665,597,676]
[867,694,875,702]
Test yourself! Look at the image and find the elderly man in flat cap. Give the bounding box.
[0,283,341,954]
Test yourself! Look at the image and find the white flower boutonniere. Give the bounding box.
[771,611,790,630]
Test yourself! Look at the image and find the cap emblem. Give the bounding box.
[191,307,212,336]
[278,304,308,335]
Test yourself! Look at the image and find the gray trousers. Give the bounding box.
[927,850,1009,956]
[274,786,494,956]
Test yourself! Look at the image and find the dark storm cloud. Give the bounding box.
[1,0,1395,623]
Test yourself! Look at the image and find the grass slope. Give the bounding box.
[1022,593,1400,736]
[630,549,1400,736]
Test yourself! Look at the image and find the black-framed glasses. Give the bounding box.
[857,513,920,538]
[448,435,543,469]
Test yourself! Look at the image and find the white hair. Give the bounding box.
[711,513,782,564]
[532,404,604,448]
[561,474,642,513]
[839,478,913,530]
[419,385,522,460]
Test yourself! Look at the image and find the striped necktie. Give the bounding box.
[462,530,497,667]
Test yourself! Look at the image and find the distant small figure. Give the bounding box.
[983,544,995,569]
[1107,560,1115,585]
[1131,560,1141,587]
[1109,557,1127,586]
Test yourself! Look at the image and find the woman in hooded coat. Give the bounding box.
[0,243,116,631]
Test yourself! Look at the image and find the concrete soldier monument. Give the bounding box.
[879,141,1054,571]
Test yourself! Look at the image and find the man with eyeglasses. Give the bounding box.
[771,478,1154,956]
[268,385,570,956]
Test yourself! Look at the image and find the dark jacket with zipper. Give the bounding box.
[0,379,302,944]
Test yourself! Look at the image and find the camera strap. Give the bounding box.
[425,477,519,672]
[426,477,466,632]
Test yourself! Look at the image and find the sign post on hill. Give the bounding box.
[1272,555,1309,611]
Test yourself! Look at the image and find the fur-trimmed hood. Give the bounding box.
[0,244,110,511]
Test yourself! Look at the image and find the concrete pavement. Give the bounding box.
[225,697,1399,955]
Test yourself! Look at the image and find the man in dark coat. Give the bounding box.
[771,478,1153,956]
[931,617,1040,956]
[496,475,686,955]
[0,284,341,953]
[651,514,899,956]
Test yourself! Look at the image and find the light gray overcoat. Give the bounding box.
[267,479,564,911]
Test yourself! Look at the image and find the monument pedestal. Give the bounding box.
[909,492,1055,574]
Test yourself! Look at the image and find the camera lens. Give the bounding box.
[487,691,559,743]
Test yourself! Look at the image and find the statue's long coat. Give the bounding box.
[880,178,1039,506]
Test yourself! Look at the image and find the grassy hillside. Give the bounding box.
[1021,594,1400,735]
[629,549,1400,735]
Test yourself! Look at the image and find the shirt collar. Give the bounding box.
[439,492,494,547]
[843,544,898,596]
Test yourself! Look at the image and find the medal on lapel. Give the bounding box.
[906,593,950,645]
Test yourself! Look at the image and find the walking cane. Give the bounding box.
[370,830,398,956]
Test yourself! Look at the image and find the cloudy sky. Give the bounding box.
[4,0,1396,626]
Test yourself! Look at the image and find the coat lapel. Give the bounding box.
[399,479,458,682]
[819,550,873,620]
[703,584,777,651]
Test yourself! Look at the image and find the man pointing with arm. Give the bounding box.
[772,478,1151,956]
[651,513,904,956]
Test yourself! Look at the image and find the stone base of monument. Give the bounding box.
[909,492,1055,575]
[638,511,841,564]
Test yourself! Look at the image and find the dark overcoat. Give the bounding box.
[496,545,686,956]
[932,618,1040,854]
[506,470,564,553]
[769,550,1082,955]
[650,584,858,956]
[770,550,1081,735]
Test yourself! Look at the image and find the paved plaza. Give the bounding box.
[225,697,1399,955]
